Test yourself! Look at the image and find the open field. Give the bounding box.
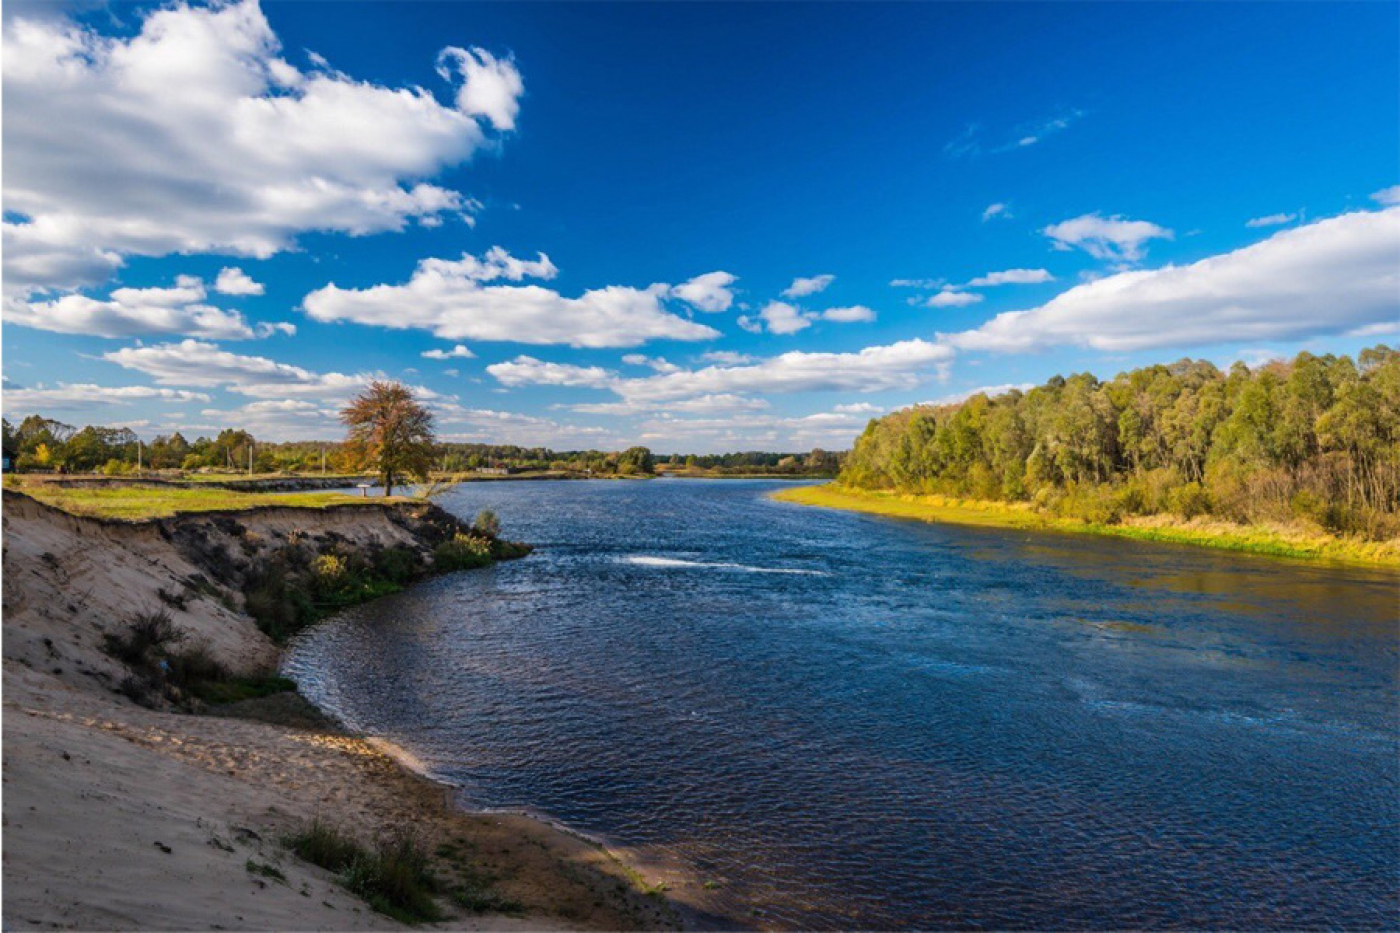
[773,484,1400,569]
[2,477,391,520]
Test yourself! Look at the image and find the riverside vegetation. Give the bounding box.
[788,347,1400,565]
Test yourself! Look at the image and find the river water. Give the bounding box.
[284,479,1398,929]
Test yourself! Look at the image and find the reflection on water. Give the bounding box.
[285,479,1399,929]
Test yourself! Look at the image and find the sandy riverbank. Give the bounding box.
[1,490,728,930]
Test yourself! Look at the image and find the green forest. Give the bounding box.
[840,347,1400,541]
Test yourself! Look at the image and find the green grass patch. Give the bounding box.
[9,481,381,520]
[286,820,443,925]
[774,483,1400,569]
[191,674,297,706]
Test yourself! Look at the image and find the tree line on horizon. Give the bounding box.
[840,346,1400,541]
[0,414,840,478]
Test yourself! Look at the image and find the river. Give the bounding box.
[284,478,1398,929]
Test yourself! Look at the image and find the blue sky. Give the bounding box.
[3,0,1397,452]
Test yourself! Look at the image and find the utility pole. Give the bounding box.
[137,439,143,475]
[321,447,326,474]
[248,443,253,477]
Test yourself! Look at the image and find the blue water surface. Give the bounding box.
[285,479,1399,929]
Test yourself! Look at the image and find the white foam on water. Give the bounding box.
[620,555,827,575]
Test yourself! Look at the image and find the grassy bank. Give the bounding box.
[773,483,1400,568]
[4,479,386,520]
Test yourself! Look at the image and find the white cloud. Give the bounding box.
[101,338,401,400]
[632,406,876,451]
[422,344,475,360]
[833,402,881,414]
[486,339,951,403]
[923,383,1035,406]
[945,208,1400,353]
[758,301,813,335]
[982,203,1009,222]
[213,267,265,296]
[621,354,680,373]
[1245,213,1297,229]
[436,46,523,131]
[1373,185,1400,207]
[3,382,210,410]
[3,0,517,294]
[6,274,294,339]
[890,278,944,289]
[781,274,834,299]
[670,271,736,313]
[965,268,1054,287]
[1042,213,1173,262]
[695,350,753,365]
[303,249,720,348]
[624,339,953,401]
[486,356,618,389]
[925,290,983,308]
[821,305,875,323]
[568,394,770,416]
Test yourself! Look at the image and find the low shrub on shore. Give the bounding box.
[432,533,493,571]
[286,820,443,924]
[102,608,296,708]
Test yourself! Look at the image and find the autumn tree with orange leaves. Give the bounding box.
[340,381,435,496]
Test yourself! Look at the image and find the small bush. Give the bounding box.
[473,509,501,538]
[373,546,422,585]
[191,674,296,705]
[1170,481,1211,520]
[343,834,442,924]
[433,533,493,572]
[313,553,347,587]
[287,821,442,924]
[103,609,183,668]
[287,818,363,873]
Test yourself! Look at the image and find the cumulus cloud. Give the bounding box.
[965,268,1054,287]
[6,274,294,339]
[982,203,1010,222]
[923,383,1036,406]
[213,267,265,296]
[303,248,720,348]
[1373,185,1400,207]
[486,356,618,389]
[3,0,519,294]
[422,344,475,360]
[890,278,944,289]
[944,208,1400,353]
[632,406,878,451]
[2,382,210,410]
[695,350,753,365]
[101,338,405,399]
[567,393,770,416]
[759,301,813,335]
[781,274,834,299]
[1043,213,1173,262]
[624,340,954,400]
[821,305,875,323]
[1246,212,1298,229]
[925,290,983,308]
[436,46,523,131]
[670,271,736,313]
[621,354,681,373]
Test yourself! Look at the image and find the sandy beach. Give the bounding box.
[1,490,711,930]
